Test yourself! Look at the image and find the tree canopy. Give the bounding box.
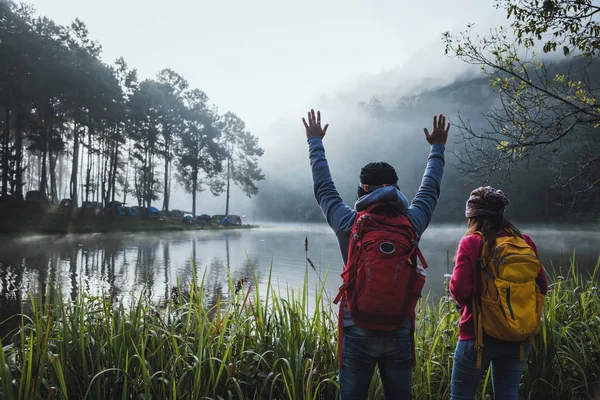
[0,1,264,215]
[443,0,600,206]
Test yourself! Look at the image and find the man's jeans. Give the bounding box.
[450,336,532,400]
[338,319,413,400]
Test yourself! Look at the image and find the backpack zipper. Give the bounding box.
[506,286,515,319]
[493,253,538,276]
[496,253,538,264]
[393,263,400,282]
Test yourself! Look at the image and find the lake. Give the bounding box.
[0,223,599,328]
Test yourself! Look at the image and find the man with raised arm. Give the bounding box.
[303,109,449,399]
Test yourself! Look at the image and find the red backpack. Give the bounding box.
[333,203,428,368]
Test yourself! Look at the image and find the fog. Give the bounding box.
[29,0,503,132]
[26,0,519,219]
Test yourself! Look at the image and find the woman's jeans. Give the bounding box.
[450,336,532,400]
[338,318,413,400]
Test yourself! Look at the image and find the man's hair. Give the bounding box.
[357,162,399,197]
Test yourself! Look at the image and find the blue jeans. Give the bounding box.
[450,336,532,400]
[339,319,413,400]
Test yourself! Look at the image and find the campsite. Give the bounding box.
[0,190,248,235]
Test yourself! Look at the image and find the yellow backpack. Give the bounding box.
[472,231,545,368]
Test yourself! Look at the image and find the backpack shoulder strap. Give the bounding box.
[415,246,428,270]
[473,230,483,252]
[471,231,486,368]
[473,231,496,278]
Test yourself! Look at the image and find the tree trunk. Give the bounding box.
[149,158,155,209]
[39,109,50,196]
[105,138,111,204]
[37,154,42,193]
[28,153,34,193]
[95,149,101,204]
[40,101,53,198]
[78,131,84,205]
[102,137,110,206]
[57,153,63,201]
[192,169,197,216]
[28,152,35,193]
[14,110,23,201]
[110,138,118,204]
[144,148,153,210]
[134,169,141,206]
[2,103,10,197]
[49,152,58,204]
[162,141,170,212]
[162,158,169,212]
[225,155,231,216]
[144,147,149,209]
[122,142,130,205]
[40,142,48,196]
[85,129,92,202]
[167,159,172,210]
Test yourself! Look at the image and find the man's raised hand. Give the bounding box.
[423,114,450,145]
[302,109,329,140]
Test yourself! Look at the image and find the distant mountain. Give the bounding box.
[251,65,599,224]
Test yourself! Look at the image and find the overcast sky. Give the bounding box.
[28,0,506,214]
[30,0,504,132]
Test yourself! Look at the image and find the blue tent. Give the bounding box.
[147,206,160,217]
[220,217,233,226]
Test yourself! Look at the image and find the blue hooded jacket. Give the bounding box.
[307,137,445,326]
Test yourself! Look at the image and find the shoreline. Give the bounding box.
[0,223,257,238]
[0,204,257,236]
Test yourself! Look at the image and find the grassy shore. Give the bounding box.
[0,205,254,235]
[0,254,599,399]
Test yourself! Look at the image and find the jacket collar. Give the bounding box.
[354,186,409,213]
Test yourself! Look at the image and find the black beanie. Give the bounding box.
[359,162,398,186]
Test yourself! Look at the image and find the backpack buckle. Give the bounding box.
[333,284,347,304]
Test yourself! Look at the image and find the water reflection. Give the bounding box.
[0,224,598,338]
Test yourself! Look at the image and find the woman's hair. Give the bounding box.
[465,214,521,257]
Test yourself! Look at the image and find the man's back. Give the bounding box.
[303,109,450,400]
[308,140,445,267]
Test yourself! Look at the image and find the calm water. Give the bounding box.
[0,223,599,326]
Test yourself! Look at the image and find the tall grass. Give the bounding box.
[0,253,599,399]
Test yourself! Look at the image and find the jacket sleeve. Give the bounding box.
[308,137,356,234]
[450,235,479,307]
[523,234,549,295]
[406,144,445,237]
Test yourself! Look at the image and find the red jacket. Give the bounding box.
[449,232,549,341]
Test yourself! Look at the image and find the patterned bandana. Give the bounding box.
[465,186,510,218]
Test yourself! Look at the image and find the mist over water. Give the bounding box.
[1,223,598,330]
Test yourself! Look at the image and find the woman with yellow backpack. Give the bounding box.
[449,186,548,400]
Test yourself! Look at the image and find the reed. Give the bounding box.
[0,253,598,399]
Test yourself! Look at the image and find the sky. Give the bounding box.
[28,0,507,215]
[29,0,505,129]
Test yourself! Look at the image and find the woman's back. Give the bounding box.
[449,186,549,400]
